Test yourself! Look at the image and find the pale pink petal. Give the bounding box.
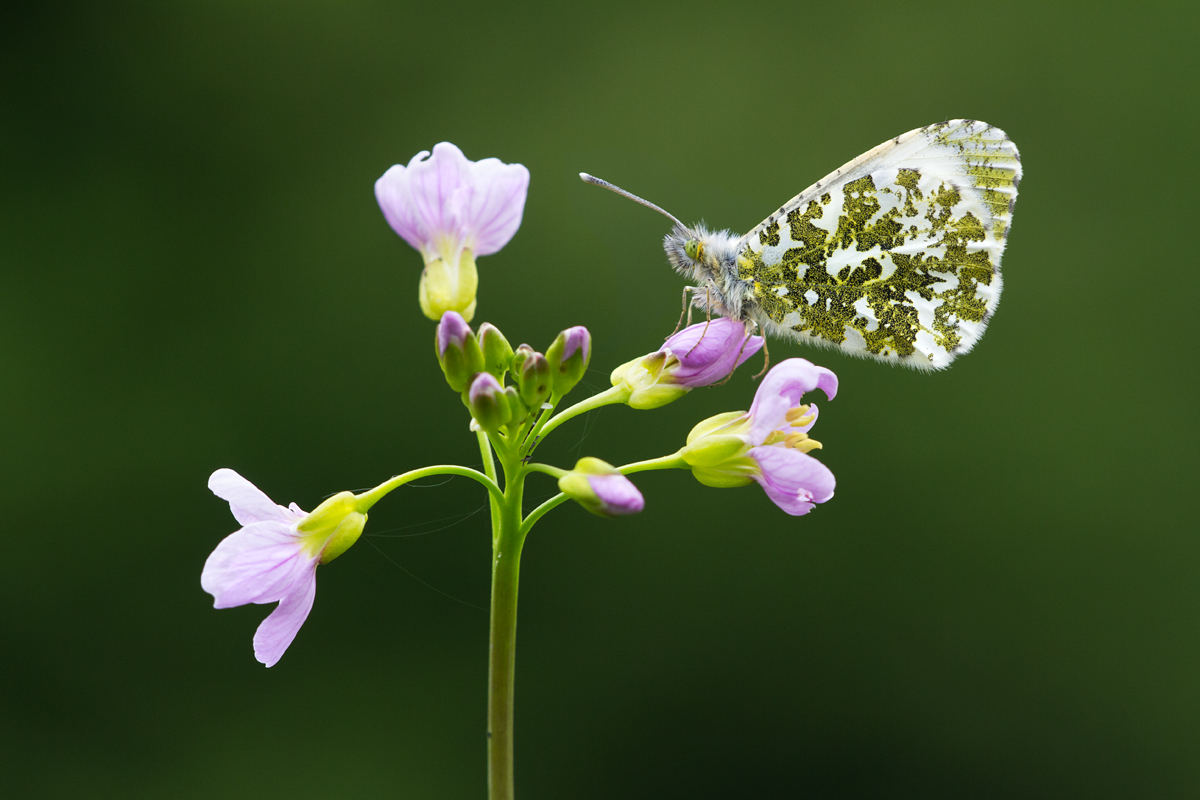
[463,158,529,256]
[408,142,471,250]
[375,143,528,261]
[375,162,425,253]
[201,521,311,608]
[208,468,295,526]
[746,359,838,445]
[253,570,318,668]
[748,446,836,516]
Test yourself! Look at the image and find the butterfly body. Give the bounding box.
[650,119,1022,371]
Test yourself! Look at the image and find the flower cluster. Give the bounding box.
[202,140,841,687]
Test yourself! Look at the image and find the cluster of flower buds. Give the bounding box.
[436,311,591,434]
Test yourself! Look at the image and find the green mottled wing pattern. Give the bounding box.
[738,120,1021,370]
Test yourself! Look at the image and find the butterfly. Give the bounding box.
[582,119,1022,370]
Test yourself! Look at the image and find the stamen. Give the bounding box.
[785,404,811,424]
[794,439,822,454]
[786,405,815,428]
[784,432,809,448]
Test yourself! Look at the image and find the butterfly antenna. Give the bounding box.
[579,173,685,229]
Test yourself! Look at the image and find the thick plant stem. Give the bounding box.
[488,456,525,800]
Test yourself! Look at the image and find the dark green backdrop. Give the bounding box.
[4,2,1197,797]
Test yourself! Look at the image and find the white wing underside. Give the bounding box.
[739,119,1022,370]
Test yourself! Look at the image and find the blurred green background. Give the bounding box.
[3,1,1197,797]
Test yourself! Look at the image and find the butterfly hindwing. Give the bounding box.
[737,120,1021,370]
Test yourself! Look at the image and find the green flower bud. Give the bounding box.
[468,372,512,431]
[478,322,513,379]
[511,343,534,375]
[503,385,529,429]
[545,326,591,398]
[435,312,485,392]
[516,351,551,409]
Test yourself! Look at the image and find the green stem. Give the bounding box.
[534,385,629,444]
[478,428,501,541]
[618,450,687,475]
[522,401,558,451]
[488,451,525,800]
[520,493,569,537]
[354,465,502,512]
[523,462,567,480]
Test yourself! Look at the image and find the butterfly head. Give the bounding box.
[664,224,739,280]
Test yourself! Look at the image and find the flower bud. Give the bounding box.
[511,343,534,375]
[503,385,529,428]
[478,322,514,379]
[557,457,645,517]
[435,312,485,392]
[516,351,551,409]
[468,372,512,431]
[546,326,591,398]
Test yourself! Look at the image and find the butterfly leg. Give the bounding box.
[684,286,714,357]
[714,320,761,385]
[671,286,696,336]
[750,324,770,380]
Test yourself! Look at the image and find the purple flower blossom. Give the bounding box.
[611,319,764,409]
[375,143,529,321]
[681,358,837,516]
[660,318,764,387]
[558,457,645,517]
[202,469,365,667]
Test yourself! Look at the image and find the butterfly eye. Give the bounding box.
[684,239,702,260]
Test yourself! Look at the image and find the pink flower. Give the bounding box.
[375,143,529,322]
[611,318,764,409]
[661,318,764,388]
[202,469,365,667]
[680,358,837,516]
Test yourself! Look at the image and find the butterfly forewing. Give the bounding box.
[737,120,1021,370]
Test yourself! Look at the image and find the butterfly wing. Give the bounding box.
[738,119,1021,370]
